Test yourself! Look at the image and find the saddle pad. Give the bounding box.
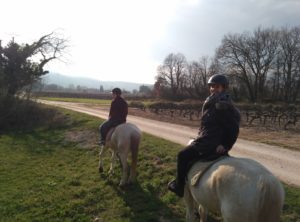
[190,156,228,186]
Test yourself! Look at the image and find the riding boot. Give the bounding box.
[167,179,184,197]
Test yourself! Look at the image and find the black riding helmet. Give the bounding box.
[112,87,122,95]
[207,74,229,88]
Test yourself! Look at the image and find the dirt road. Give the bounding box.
[40,100,300,187]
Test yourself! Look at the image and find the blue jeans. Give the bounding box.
[99,119,124,142]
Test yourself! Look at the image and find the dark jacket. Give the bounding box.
[192,92,240,155]
[109,96,128,123]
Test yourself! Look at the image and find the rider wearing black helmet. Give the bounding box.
[112,87,122,95]
[207,74,229,88]
[99,88,128,145]
[168,74,240,197]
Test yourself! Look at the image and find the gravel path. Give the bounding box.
[40,100,300,187]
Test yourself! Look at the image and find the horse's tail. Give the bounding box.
[257,174,285,222]
[130,131,141,173]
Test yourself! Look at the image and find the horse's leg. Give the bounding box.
[98,145,106,173]
[184,186,201,222]
[108,150,117,175]
[199,205,208,222]
[118,150,129,187]
[128,136,140,184]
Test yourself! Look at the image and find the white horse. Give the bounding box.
[98,122,142,186]
[184,156,285,222]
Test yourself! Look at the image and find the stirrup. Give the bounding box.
[99,140,105,146]
[167,180,184,197]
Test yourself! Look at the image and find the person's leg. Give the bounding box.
[168,146,201,197]
[99,120,112,145]
[177,147,200,187]
[99,119,123,145]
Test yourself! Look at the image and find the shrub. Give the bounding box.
[0,97,61,132]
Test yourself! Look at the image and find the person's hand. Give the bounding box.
[216,145,227,154]
[187,138,195,146]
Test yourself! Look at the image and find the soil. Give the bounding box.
[65,129,98,149]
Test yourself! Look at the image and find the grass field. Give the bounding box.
[0,107,299,222]
[37,97,156,107]
[38,97,112,106]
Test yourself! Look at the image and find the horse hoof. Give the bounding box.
[126,182,135,188]
[98,167,104,173]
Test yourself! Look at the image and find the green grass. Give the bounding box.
[0,108,299,222]
[0,109,185,222]
[38,97,156,107]
[283,184,300,222]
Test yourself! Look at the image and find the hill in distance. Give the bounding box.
[42,72,152,92]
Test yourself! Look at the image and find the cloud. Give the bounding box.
[1,0,299,84]
[151,0,300,62]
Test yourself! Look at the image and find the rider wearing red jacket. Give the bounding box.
[99,88,128,145]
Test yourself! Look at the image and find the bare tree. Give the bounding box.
[156,53,187,98]
[0,32,68,98]
[217,33,256,101]
[185,61,203,98]
[244,27,279,100]
[273,26,300,103]
[217,27,279,102]
[184,56,219,99]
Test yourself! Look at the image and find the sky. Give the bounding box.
[1,0,300,84]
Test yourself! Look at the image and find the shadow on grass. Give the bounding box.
[105,180,221,222]
[5,129,65,155]
[2,110,98,155]
[109,181,184,222]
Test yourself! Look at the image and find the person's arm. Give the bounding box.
[109,100,116,119]
[216,102,240,151]
[124,100,128,117]
[216,144,227,154]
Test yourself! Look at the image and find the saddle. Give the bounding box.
[190,156,229,186]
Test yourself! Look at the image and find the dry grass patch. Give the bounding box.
[64,130,98,149]
[239,127,300,151]
[128,107,300,151]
